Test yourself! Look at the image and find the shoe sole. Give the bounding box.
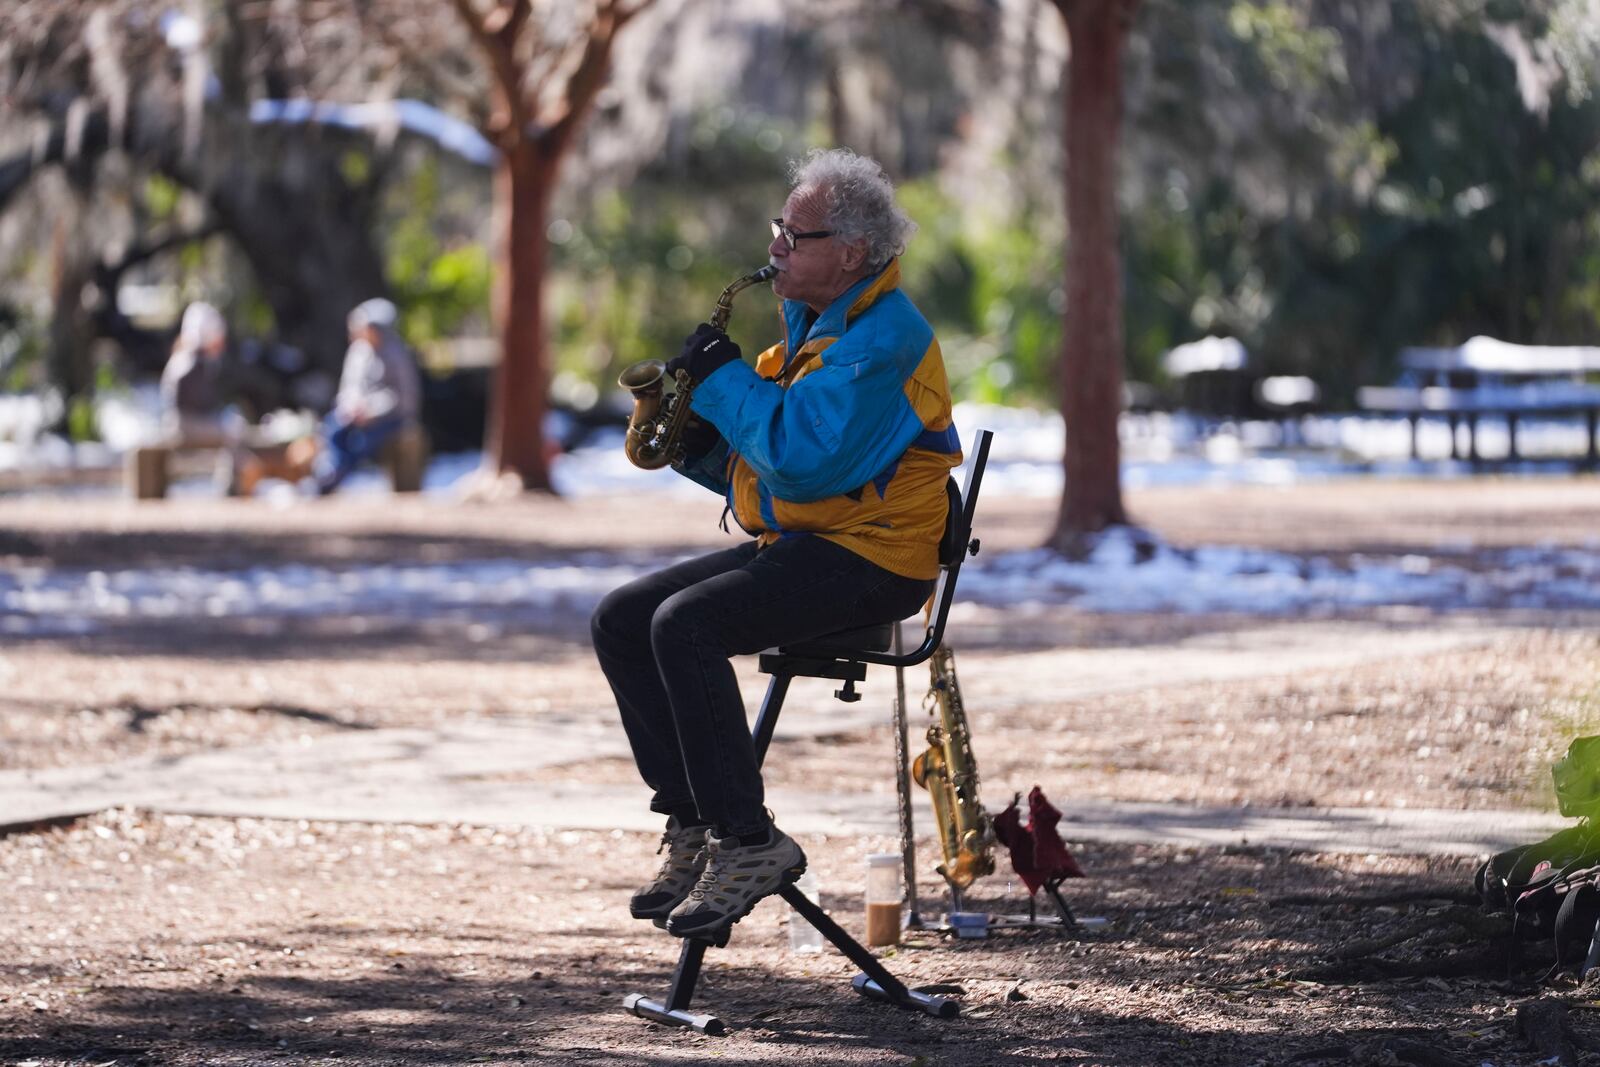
[665,856,808,940]
[630,834,710,923]
[629,896,690,922]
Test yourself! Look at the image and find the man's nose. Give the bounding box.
[768,233,788,258]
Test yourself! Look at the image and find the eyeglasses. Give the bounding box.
[770,218,834,250]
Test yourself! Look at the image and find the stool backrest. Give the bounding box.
[853,427,992,668]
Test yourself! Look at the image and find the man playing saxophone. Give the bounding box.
[591,147,963,940]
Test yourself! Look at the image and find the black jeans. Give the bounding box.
[591,535,935,838]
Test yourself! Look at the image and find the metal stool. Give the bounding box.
[623,429,993,1035]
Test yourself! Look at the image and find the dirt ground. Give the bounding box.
[4,479,1600,1065]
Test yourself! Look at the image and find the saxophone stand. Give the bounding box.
[892,637,1086,936]
[891,560,1098,937]
[894,729,1100,937]
[622,430,993,1036]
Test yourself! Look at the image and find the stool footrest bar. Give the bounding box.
[623,993,726,1035]
[851,974,957,1018]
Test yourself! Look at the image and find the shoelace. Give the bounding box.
[657,824,704,857]
[688,840,727,898]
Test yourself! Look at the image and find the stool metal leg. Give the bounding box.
[625,661,958,1034]
[780,884,956,1019]
[891,620,924,929]
[751,672,792,765]
[622,934,727,1035]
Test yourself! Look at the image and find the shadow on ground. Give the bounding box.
[0,833,1576,1066]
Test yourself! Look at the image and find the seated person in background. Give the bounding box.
[159,301,242,492]
[315,298,423,495]
[590,147,962,940]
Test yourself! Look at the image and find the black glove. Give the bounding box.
[666,323,741,384]
[677,416,723,463]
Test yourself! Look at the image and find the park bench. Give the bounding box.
[1358,336,1600,464]
[125,422,430,499]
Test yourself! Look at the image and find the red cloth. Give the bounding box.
[992,787,1086,895]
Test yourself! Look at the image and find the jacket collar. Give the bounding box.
[781,259,901,356]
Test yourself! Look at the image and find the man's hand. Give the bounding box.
[666,323,742,385]
[678,416,722,463]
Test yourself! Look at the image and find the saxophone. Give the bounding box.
[911,644,996,892]
[618,264,777,470]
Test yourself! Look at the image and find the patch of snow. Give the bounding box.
[0,556,669,636]
[960,527,1600,615]
[2,530,1596,638]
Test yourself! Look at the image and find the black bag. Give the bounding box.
[1471,738,1600,972]
[1553,875,1600,968]
[1476,823,1600,958]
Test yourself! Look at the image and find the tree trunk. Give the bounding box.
[444,0,651,494]
[47,212,97,424]
[486,141,556,490]
[1047,0,1136,550]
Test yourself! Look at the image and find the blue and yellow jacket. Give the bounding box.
[678,260,961,580]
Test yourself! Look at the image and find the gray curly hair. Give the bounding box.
[789,148,916,270]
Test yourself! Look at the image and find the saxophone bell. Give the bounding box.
[618,359,677,471]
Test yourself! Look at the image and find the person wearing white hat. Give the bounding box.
[159,301,244,492]
[160,302,229,438]
[314,297,423,494]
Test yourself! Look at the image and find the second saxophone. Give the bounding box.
[913,643,997,895]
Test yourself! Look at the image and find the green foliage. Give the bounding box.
[340,150,373,189]
[896,181,1063,404]
[142,174,183,221]
[385,158,492,350]
[65,392,98,442]
[1225,1,1345,93]
[546,111,796,395]
[1547,0,1600,103]
[236,289,277,339]
[1121,0,1600,403]
[0,307,44,392]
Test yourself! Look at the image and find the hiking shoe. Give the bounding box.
[665,826,807,938]
[629,817,710,922]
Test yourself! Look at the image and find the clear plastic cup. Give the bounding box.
[789,870,824,953]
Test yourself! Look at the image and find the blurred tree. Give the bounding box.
[1119,0,1600,402]
[1121,0,1360,390]
[0,0,397,409]
[534,0,1011,403]
[1045,0,1140,547]
[368,0,657,491]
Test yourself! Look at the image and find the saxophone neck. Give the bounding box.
[710,264,778,332]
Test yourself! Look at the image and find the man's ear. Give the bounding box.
[840,239,871,274]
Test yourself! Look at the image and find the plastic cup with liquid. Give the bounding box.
[864,852,903,947]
